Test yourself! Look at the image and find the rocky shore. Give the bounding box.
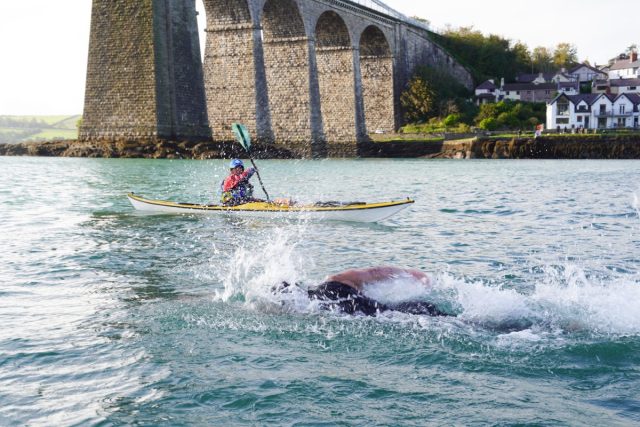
[2,135,640,159]
[0,139,295,159]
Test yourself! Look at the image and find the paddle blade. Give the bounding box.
[231,123,252,152]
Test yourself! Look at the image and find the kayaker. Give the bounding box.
[276,266,450,317]
[221,159,260,206]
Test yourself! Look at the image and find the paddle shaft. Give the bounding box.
[248,157,270,201]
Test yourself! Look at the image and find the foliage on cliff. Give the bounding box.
[400,65,475,125]
[429,26,579,83]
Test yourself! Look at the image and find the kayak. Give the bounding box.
[127,193,414,223]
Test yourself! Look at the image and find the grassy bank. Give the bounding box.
[0,115,80,144]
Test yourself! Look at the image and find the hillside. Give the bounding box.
[0,115,80,144]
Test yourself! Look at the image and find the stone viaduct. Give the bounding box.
[80,0,473,157]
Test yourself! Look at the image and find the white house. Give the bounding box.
[568,63,608,83]
[609,78,640,95]
[475,79,497,104]
[608,53,640,79]
[546,93,640,131]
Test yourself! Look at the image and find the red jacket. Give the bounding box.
[222,168,255,192]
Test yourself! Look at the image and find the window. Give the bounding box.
[557,100,570,116]
[630,87,637,90]
[577,105,587,112]
[620,105,626,114]
[516,91,520,95]
[556,118,569,124]
[506,91,510,95]
[577,116,583,122]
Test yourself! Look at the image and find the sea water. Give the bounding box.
[1,157,639,425]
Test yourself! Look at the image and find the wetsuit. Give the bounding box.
[306,281,448,317]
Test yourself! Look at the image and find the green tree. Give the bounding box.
[553,42,578,69]
[400,65,472,123]
[532,46,554,72]
[400,76,436,122]
[430,26,533,83]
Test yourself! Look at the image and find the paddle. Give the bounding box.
[231,123,271,202]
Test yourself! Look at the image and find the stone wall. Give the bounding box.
[262,0,313,156]
[202,0,259,141]
[81,0,158,139]
[315,11,357,156]
[81,0,210,141]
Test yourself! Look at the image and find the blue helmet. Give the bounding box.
[229,159,244,169]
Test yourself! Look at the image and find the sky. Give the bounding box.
[0,0,638,116]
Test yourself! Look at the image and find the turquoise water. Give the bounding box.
[1,157,640,426]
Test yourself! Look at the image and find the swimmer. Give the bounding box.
[277,266,450,317]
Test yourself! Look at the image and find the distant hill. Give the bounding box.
[0,115,81,144]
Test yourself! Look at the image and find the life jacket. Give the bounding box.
[220,169,255,205]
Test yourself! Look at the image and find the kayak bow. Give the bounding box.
[127,193,414,223]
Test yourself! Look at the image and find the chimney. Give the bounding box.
[632,52,638,62]
[500,77,505,89]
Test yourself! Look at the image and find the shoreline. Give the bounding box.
[2,135,640,159]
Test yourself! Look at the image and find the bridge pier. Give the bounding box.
[262,0,315,157]
[202,0,274,143]
[80,0,210,141]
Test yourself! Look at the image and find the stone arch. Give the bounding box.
[359,25,395,134]
[261,0,312,154]
[201,0,259,139]
[314,11,357,155]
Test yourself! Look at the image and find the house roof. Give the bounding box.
[568,63,604,75]
[618,93,640,105]
[503,82,558,91]
[549,93,615,106]
[516,72,556,83]
[476,80,496,90]
[609,59,640,71]
[609,78,640,87]
[558,81,579,88]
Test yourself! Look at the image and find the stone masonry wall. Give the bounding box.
[262,0,313,156]
[81,0,210,141]
[315,11,357,155]
[360,55,394,134]
[203,0,257,141]
[81,0,158,139]
[316,47,357,155]
[158,0,211,139]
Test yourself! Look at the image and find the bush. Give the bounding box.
[443,114,461,127]
[479,117,498,131]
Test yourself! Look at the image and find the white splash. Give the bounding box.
[214,223,315,314]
